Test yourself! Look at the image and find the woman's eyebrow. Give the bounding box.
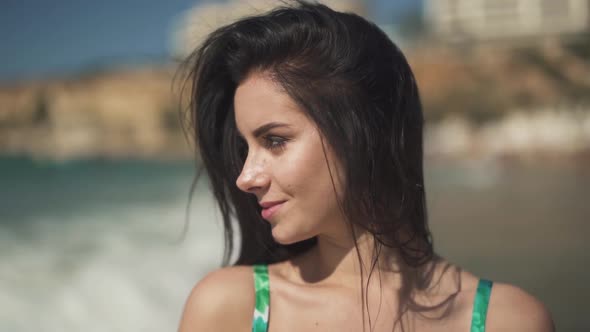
[252,122,291,138]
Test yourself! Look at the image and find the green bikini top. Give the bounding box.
[252,264,493,332]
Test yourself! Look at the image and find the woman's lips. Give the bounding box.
[261,201,285,220]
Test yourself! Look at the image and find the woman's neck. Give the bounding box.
[290,230,404,291]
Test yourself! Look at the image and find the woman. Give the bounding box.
[178,1,554,331]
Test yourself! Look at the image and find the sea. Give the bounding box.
[0,157,588,331]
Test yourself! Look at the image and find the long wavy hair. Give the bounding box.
[182,1,459,330]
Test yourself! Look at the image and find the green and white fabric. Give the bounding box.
[252,264,270,332]
[470,279,493,332]
[252,264,493,332]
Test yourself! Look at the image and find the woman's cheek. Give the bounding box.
[278,142,318,190]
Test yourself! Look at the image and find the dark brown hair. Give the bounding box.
[182,1,459,330]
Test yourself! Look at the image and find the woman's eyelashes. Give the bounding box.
[237,134,288,157]
[262,135,288,151]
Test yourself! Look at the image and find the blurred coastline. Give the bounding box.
[0,65,188,161]
[1,42,589,163]
[1,0,589,163]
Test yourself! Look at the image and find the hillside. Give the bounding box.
[0,42,589,161]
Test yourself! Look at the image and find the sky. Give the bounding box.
[0,0,421,82]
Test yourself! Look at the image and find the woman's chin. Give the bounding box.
[271,227,294,245]
[271,226,308,245]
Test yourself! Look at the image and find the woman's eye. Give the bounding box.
[263,135,287,151]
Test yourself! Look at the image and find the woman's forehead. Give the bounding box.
[234,74,305,130]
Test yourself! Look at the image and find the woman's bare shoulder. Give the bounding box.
[428,262,554,331]
[178,265,254,332]
[485,281,555,332]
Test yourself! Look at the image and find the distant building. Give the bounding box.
[425,0,590,42]
[171,0,366,58]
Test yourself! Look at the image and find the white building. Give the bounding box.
[171,0,366,58]
[425,0,590,42]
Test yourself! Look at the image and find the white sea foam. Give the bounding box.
[0,189,224,332]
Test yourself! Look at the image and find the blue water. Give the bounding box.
[0,157,222,332]
[0,157,195,223]
[0,157,587,331]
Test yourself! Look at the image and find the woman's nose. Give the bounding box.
[235,156,270,194]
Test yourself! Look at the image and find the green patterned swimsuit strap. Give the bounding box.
[470,279,493,332]
[252,264,270,332]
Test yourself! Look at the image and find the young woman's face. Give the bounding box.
[233,72,346,244]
